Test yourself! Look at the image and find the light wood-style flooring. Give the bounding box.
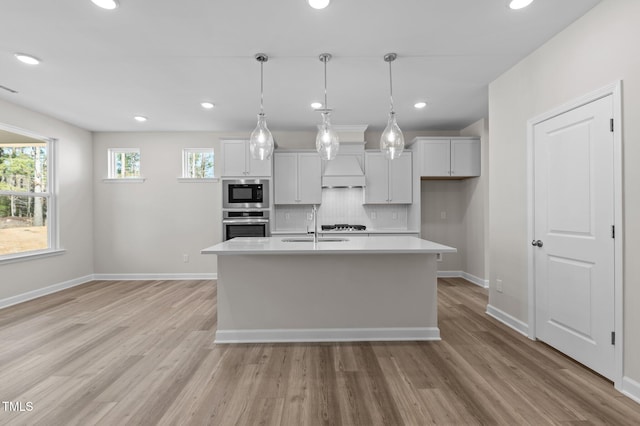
[1,277,639,425]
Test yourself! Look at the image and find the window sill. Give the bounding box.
[177,177,219,183]
[102,178,146,183]
[0,248,66,265]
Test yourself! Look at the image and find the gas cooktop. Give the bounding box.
[321,224,367,232]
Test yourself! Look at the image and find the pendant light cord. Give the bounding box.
[388,59,395,114]
[260,60,265,115]
[323,58,328,110]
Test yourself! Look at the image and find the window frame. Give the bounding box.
[0,123,62,263]
[106,148,144,182]
[178,147,217,182]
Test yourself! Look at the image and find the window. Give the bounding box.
[0,127,57,259]
[182,148,215,179]
[108,148,141,179]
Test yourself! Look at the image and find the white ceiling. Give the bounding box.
[0,0,600,133]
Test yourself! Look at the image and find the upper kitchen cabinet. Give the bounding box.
[364,151,412,204]
[220,139,272,177]
[410,137,480,179]
[274,151,322,205]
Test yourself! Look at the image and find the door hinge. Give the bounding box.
[611,331,616,345]
[611,225,615,239]
[610,118,614,132]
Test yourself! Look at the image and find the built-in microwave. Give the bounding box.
[222,179,269,209]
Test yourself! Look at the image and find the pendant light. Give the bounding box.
[249,53,274,160]
[380,53,405,160]
[316,53,339,161]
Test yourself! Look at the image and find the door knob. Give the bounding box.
[531,239,543,247]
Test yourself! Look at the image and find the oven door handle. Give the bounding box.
[222,219,270,224]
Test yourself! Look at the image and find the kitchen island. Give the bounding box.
[201,236,456,343]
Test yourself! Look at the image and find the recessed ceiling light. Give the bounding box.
[134,115,147,122]
[414,101,427,109]
[91,0,119,10]
[308,0,330,10]
[311,102,323,109]
[509,0,534,10]
[14,53,41,65]
[201,102,215,109]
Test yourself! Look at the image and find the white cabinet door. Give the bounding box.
[421,139,451,177]
[248,151,272,177]
[418,138,480,178]
[274,153,298,204]
[388,152,412,204]
[221,140,248,177]
[451,139,480,177]
[221,140,272,177]
[297,153,322,204]
[274,152,322,205]
[365,152,390,203]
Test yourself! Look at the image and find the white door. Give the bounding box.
[533,95,615,379]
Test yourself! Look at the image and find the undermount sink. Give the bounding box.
[281,237,349,243]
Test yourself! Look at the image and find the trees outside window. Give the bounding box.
[182,148,214,179]
[0,137,55,258]
[108,148,141,179]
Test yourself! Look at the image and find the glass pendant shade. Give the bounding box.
[249,53,274,160]
[380,111,404,160]
[380,53,404,160]
[316,112,339,160]
[315,53,339,160]
[250,113,274,160]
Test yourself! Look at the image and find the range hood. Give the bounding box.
[322,155,366,188]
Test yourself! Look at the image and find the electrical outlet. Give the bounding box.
[371,211,377,220]
[306,212,313,221]
[285,213,290,221]
[183,254,189,263]
[441,211,447,219]
[496,279,503,293]
[392,211,398,220]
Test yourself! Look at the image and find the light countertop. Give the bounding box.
[201,236,456,255]
[271,229,420,236]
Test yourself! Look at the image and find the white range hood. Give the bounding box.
[322,155,366,188]
[320,130,367,188]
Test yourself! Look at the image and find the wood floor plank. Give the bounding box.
[0,278,639,425]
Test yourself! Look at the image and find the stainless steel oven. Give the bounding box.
[222,179,269,209]
[222,210,270,241]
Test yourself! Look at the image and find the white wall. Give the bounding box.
[0,99,94,301]
[460,118,489,282]
[488,0,640,382]
[419,118,488,283]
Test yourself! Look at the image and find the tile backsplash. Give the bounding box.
[273,188,408,232]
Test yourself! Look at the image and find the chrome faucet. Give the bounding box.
[310,204,318,244]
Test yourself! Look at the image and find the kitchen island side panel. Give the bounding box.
[216,253,438,342]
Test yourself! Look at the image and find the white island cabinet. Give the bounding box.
[364,151,412,204]
[274,151,322,205]
[221,139,272,177]
[202,236,455,344]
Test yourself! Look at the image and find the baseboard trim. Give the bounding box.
[0,273,218,311]
[437,270,489,288]
[622,376,640,404]
[215,327,441,344]
[486,304,529,337]
[92,273,217,281]
[0,274,94,310]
